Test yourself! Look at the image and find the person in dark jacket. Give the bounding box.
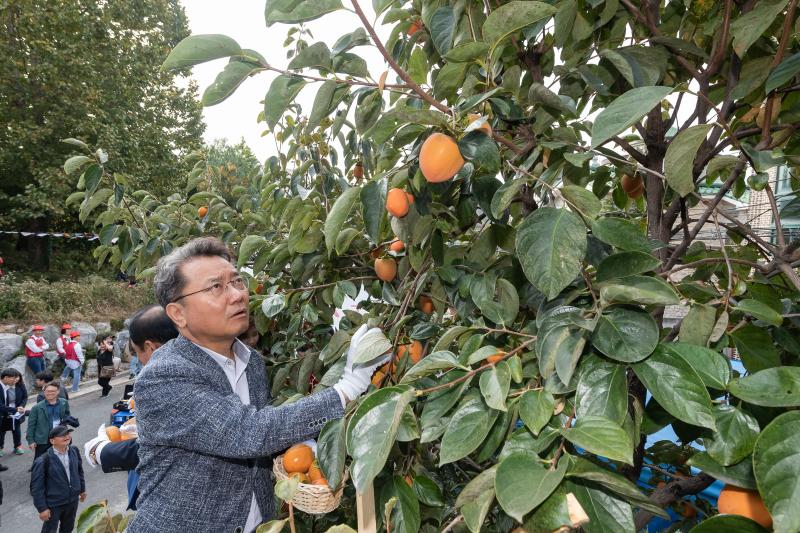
[30,425,86,533]
[34,372,69,403]
[96,335,115,397]
[84,304,179,510]
[27,383,71,461]
[0,368,28,458]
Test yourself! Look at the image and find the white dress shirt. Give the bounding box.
[53,447,71,482]
[25,335,49,353]
[194,339,262,533]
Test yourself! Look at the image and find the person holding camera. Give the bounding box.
[96,336,115,398]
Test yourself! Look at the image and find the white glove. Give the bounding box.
[333,324,391,402]
[83,423,110,468]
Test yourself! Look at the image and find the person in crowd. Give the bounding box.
[126,237,389,533]
[30,425,86,533]
[62,331,84,393]
[27,382,71,461]
[53,324,71,375]
[96,335,115,397]
[25,325,50,375]
[0,368,28,459]
[34,372,69,403]
[84,305,179,510]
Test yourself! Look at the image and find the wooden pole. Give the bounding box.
[355,484,376,533]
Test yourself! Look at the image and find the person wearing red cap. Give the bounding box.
[25,325,50,375]
[54,324,72,374]
[62,332,84,393]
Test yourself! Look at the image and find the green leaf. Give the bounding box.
[679,303,717,347]
[308,80,341,130]
[456,467,496,533]
[482,1,557,55]
[561,416,633,464]
[352,328,392,365]
[255,520,290,533]
[664,124,713,197]
[705,404,760,466]
[731,56,774,100]
[445,41,490,63]
[324,186,360,255]
[433,61,468,102]
[730,324,781,373]
[566,457,669,517]
[537,321,587,382]
[317,418,347,489]
[384,476,421,533]
[561,185,601,220]
[490,177,527,219]
[82,164,103,194]
[753,411,800,533]
[591,217,652,252]
[766,51,800,93]
[529,82,577,115]
[202,58,260,106]
[576,354,628,425]
[590,86,673,148]
[688,515,769,533]
[265,0,343,26]
[355,90,383,134]
[275,477,299,501]
[592,307,659,363]
[600,46,668,88]
[568,480,635,533]
[735,299,784,326]
[632,347,715,428]
[400,350,466,383]
[470,276,519,326]
[347,387,415,493]
[659,343,730,390]
[686,452,757,490]
[361,178,387,244]
[287,42,332,71]
[519,388,555,435]
[261,294,286,318]
[458,131,500,172]
[520,487,578,533]
[161,34,242,71]
[599,275,680,307]
[64,155,92,175]
[440,393,495,465]
[516,207,587,300]
[730,0,790,57]
[407,48,428,85]
[324,526,358,533]
[479,361,511,411]
[411,475,444,507]
[728,366,800,407]
[76,502,108,532]
[238,235,267,267]
[429,6,455,56]
[495,453,567,521]
[264,75,306,129]
[596,251,661,282]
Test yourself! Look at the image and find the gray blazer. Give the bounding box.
[127,335,344,533]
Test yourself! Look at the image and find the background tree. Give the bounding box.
[0,0,205,270]
[72,1,800,532]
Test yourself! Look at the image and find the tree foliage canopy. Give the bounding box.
[0,0,204,239]
[71,0,800,532]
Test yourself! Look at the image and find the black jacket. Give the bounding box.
[100,439,139,473]
[0,383,28,417]
[30,445,85,511]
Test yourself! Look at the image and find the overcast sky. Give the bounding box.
[179,1,388,161]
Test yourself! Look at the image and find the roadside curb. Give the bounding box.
[68,376,135,400]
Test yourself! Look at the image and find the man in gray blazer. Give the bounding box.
[127,237,388,533]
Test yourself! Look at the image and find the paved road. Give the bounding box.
[1,384,132,532]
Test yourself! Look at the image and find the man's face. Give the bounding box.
[167,256,250,342]
[49,434,71,449]
[131,340,161,367]
[1,376,15,386]
[43,386,59,402]
[35,379,45,388]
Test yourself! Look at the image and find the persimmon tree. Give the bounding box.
[68,1,800,532]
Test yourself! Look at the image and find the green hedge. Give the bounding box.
[0,275,154,323]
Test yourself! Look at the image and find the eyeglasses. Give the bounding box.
[171,277,247,303]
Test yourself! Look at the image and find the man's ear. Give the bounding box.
[165,302,186,329]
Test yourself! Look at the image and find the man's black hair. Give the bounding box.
[0,368,22,379]
[129,304,179,347]
[35,370,54,382]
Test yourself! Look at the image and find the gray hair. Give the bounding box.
[154,237,233,306]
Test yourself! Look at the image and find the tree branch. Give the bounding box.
[760,0,798,147]
[350,0,449,114]
[633,474,715,531]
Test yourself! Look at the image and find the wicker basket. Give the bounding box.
[273,456,347,514]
